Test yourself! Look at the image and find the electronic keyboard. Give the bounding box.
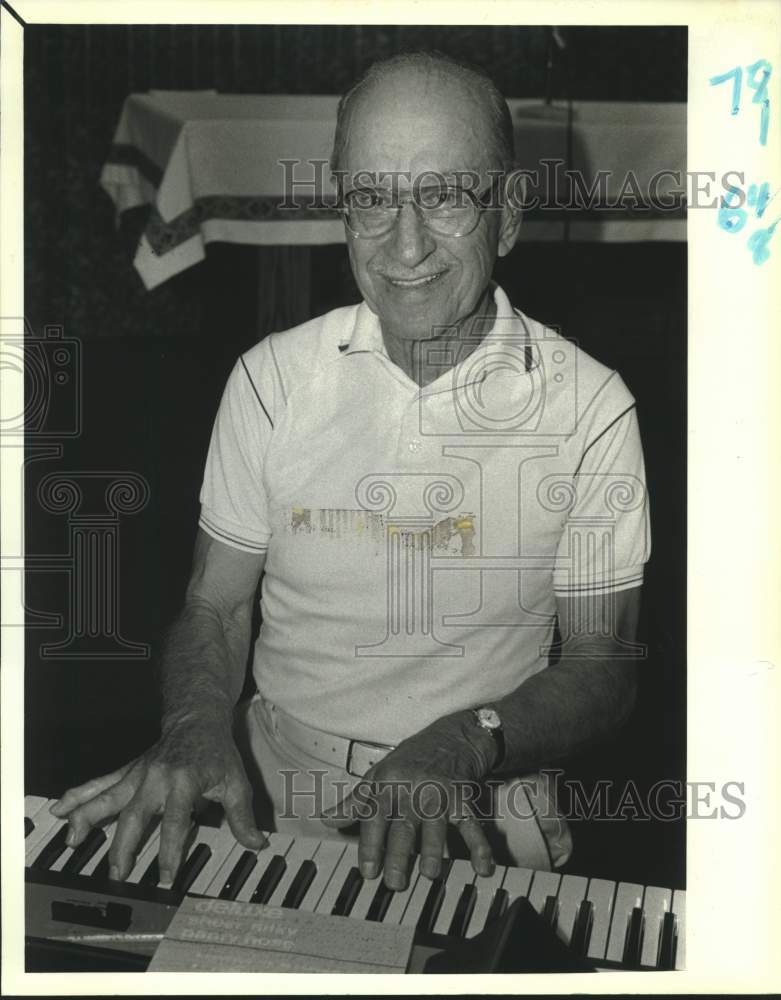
[24,794,685,972]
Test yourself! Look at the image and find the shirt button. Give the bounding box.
[408,439,422,453]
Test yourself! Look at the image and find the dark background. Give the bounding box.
[24,25,686,891]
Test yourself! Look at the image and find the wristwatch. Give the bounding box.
[470,706,506,769]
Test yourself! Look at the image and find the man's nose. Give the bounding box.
[387,202,436,267]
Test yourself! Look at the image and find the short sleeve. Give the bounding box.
[553,405,651,596]
[198,356,274,553]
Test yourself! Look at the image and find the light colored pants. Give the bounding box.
[235,694,572,872]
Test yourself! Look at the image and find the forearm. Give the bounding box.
[159,596,252,736]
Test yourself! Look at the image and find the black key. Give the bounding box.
[140,856,161,885]
[542,893,559,929]
[250,855,287,904]
[657,911,678,970]
[172,843,212,894]
[31,825,70,870]
[219,851,258,901]
[366,881,395,922]
[331,866,364,916]
[62,828,107,874]
[448,883,477,938]
[282,860,317,909]
[484,887,509,927]
[570,899,594,957]
[416,859,452,934]
[623,905,645,968]
[92,854,111,880]
[25,816,34,837]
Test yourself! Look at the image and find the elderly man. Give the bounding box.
[52,52,649,895]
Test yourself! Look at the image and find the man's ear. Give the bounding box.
[497,171,524,257]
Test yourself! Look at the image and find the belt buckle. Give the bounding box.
[346,739,393,778]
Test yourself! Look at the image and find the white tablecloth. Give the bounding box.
[100,92,686,290]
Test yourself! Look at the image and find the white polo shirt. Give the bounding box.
[199,283,650,745]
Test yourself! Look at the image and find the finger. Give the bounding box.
[222,777,267,851]
[157,783,197,886]
[418,815,448,880]
[357,808,388,880]
[456,815,495,877]
[382,817,417,891]
[50,762,135,816]
[108,795,160,881]
[66,776,139,847]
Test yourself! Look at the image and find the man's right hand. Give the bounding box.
[49,719,267,885]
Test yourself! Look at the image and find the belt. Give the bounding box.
[266,700,396,778]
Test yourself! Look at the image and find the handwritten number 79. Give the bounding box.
[710,59,772,146]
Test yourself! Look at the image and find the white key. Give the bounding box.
[348,871,385,921]
[671,889,686,970]
[297,839,347,912]
[382,858,421,924]
[527,870,561,916]
[203,841,250,898]
[555,874,589,946]
[127,828,163,883]
[432,859,475,935]
[25,795,50,825]
[500,865,534,906]
[25,810,63,865]
[187,827,247,895]
[605,881,644,964]
[400,865,438,928]
[586,878,616,961]
[465,866,508,938]
[640,885,672,968]
[265,837,320,908]
[314,843,359,915]
[233,832,292,902]
[49,846,76,872]
[81,822,117,876]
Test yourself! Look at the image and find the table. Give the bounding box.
[100,91,686,291]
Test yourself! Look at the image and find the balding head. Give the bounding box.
[331,51,515,176]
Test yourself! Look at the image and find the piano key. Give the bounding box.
[126,829,163,883]
[331,866,364,916]
[184,826,236,895]
[570,899,594,957]
[500,865,534,906]
[554,874,589,946]
[622,906,645,968]
[81,821,117,877]
[202,841,250,897]
[25,811,64,865]
[399,862,439,929]
[657,911,679,970]
[542,894,558,928]
[527,870,561,916]
[31,824,70,870]
[250,855,287,904]
[484,887,509,926]
[295,839,346,912]
[640,885,672,968]
[25,795,51,822]
[414,859,452,933]
[173,843,213,894]
[281,860,317,909]
[605,881,644,964]
[432,859,474,935]
[366,879,396,922]
[447,883,477,938]
[585,878,616,962]
[25,816,34,837]
[140,856,161,886]
[233,833,293,903]
[348,869,386,921]
[265,837,320,908]
[313,843,359,915]
[671,889,686,970]
[218,850,258,901]
[464,866,507,937]
[61,827,106,874]
[382,857,422,925]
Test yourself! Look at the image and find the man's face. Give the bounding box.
[337,69,520,341]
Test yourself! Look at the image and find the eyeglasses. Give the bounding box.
[339,178,502,239]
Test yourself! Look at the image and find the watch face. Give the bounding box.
[475,707,501,730]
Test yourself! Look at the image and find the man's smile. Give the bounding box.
[382,270,447,289]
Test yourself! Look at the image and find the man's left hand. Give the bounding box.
[321,712,498,890]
